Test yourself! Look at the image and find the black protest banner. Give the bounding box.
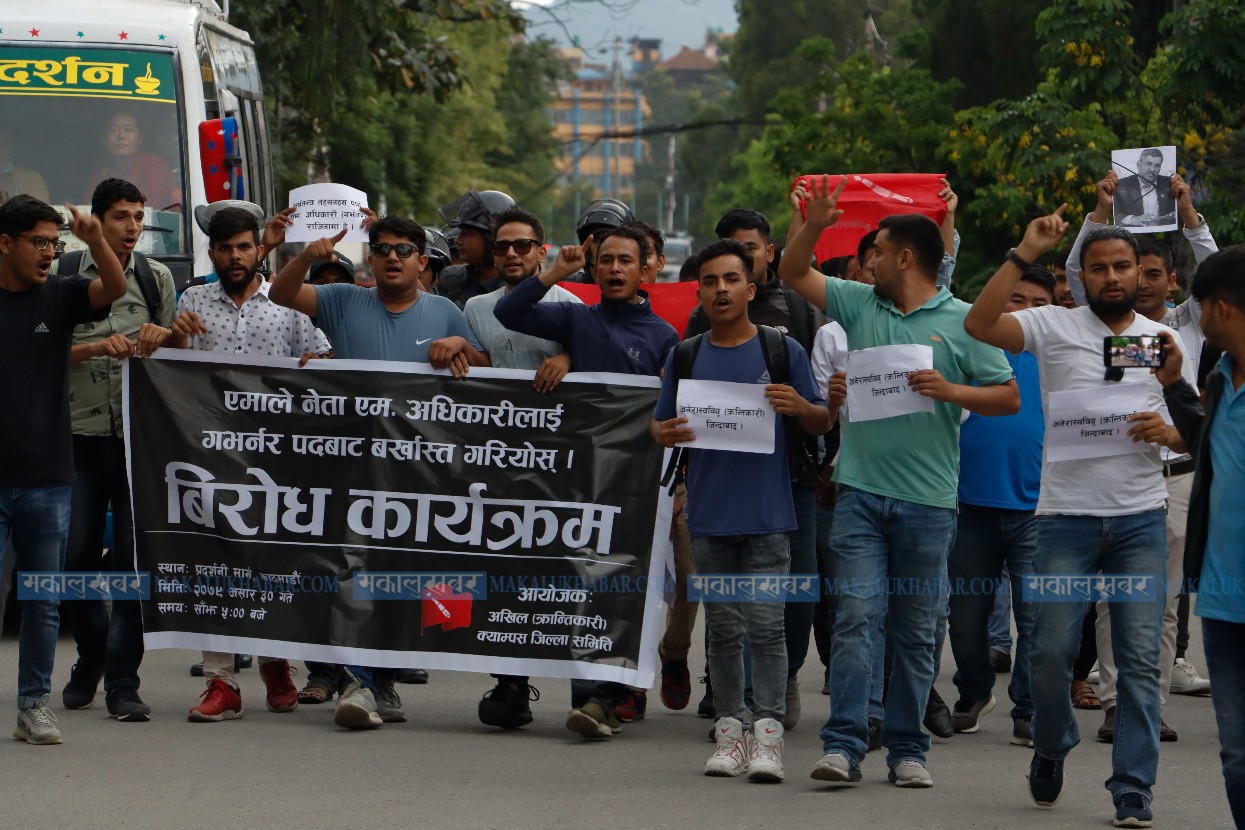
[123,352,672,686]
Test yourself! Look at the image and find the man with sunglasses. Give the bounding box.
[0,194,127,745]
[965,207,1195,829]
[269,214,485,729]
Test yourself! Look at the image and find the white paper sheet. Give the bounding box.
[845,344,935,422]
[287,183,369,242]
[676,380,774,454]
[1045,382,1151,462]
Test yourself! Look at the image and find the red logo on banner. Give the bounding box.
[793,173,948,265]
[560,282,700,336]
[421,583,473,631]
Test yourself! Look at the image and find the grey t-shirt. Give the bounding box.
[464,284,582,370]
[313,285,481,361]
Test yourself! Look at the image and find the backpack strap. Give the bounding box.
[758,324,819,483]
[131,252,164,324]
[57,250,84,277]
[660,333,707,494]
[780,285,815,354]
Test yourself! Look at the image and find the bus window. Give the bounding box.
[0,45,187,257]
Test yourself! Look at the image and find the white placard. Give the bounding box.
[286,183,369,242]
[1046,382,1151,462]
[845,344,935,422]
[1111,146,1178,234]
[676,380,774,454]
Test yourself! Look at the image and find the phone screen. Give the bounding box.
[1104,335,1166,369]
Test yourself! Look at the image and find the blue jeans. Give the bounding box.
[1028,510,1166,804]
[343,666,395,694]
[1203,617,1245,828]
[988,564,1013,651]
[692,533,790,723]
[0,484,72,708]
[62,435,145,693]
[816,503,886,721]
[819,486,956,768]
[948,505,1037,719]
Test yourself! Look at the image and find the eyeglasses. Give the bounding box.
[368,242,418,259]
[19,234,66,254]
[492,238,540,257]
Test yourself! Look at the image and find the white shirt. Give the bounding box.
[810,321,848,463]
[1012,305,1196,516]
[177,278,331,358]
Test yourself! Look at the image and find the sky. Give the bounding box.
[514,0,738,59]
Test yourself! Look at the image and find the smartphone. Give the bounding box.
[1104,335,1166,369]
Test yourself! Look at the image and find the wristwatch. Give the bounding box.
[1005,248,1034,271]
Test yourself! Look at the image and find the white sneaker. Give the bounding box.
[705,717,750,777]
[14,700,62,745]
[810,751,861,783]
[1170,657,1211,695]
[749,718,785,782]
[334,683,382,730]
[889,758,934,788]
[1087,661,1100,686]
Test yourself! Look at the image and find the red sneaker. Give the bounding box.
[615,689,647,722]
[260,660,299,713]
[188,678,243,722]
[660,656,691,710]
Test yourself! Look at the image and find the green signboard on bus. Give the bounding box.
[0,48,176,103]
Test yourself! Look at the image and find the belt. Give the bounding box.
[1163,458,1196,478]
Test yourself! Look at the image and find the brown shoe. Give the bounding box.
[1160,718,1178,742]
[1097,706,1115,743]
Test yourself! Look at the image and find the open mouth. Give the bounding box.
[606,277,625,290]
[713,295,731,309]
[121,236,138,249]
[384,264,402,277]
[37,260,51,277]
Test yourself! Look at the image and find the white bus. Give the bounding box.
[0,0,275,288]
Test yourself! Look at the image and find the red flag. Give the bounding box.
[421,583,473,631]
[793,173,948,265]
[560,281,700,336]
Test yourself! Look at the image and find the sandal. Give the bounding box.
[298,679,334,704]
[1071,679,1101,710]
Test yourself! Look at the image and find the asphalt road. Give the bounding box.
[0,627,1233,829]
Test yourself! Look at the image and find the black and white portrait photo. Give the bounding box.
[1111,145,1178,233]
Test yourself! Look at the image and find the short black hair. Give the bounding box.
[1047,246,1071,270]
[1019,265,1056,300]
[626,219,664,258]
[0,193,62,239]
[1191,244,1245,312]
[208,207,260,246]
[1079,227,1138,269]
[678,257,699,282]
[820,255,855,279]
[90,178,146,217]
[493,207,545,245]
[856,229,880,267]
[694,238,751,279]
[368,215,426,253]
[715,208,770,243]
[876,213,944,277]
[1137,238,1174,272]
[595,223,650,265]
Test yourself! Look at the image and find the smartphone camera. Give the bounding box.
[1104,335,1166,369]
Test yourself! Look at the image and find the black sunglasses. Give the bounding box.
[492,238,540,257]
[369,242,419,259]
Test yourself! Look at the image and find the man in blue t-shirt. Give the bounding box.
[947,266,1053,748]
[268,214,486,731]
[653,239,830,782]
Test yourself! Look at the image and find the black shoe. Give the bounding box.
[1112,793,1153,827]
[398,668,429,685]
[62,663,102,710]
[696,675,714,719]
[1159,718,1177,742]
[478,681,537,729]
[189,661,205,677]
[990,647,1012,674]
[234,654,253,671]
[924,687,954,739]
[105,688,151,722]
[950,695,996,734]
[1011,716,1034,747]
[1028,752,1064,807]
[867,717,884,752]
[1097,706,1115,743]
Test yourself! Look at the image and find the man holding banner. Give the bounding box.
[964,206,1195,828]
[779,175,1018,789]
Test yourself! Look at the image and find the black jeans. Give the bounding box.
[61,435,144,693]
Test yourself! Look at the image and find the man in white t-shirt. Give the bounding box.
[965,207,1196,829]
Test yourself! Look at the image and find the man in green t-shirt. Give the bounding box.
[777,176,1018,789]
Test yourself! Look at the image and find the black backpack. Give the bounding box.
[59,249,163,324]
[659,325,818,492]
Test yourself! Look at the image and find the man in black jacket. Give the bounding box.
[1157,245,1245,829]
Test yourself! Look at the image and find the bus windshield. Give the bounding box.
[0,45,187,257]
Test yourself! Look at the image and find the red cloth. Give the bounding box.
[793,173,948,263]
[560,281,700,336]
[88,152,179,210]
